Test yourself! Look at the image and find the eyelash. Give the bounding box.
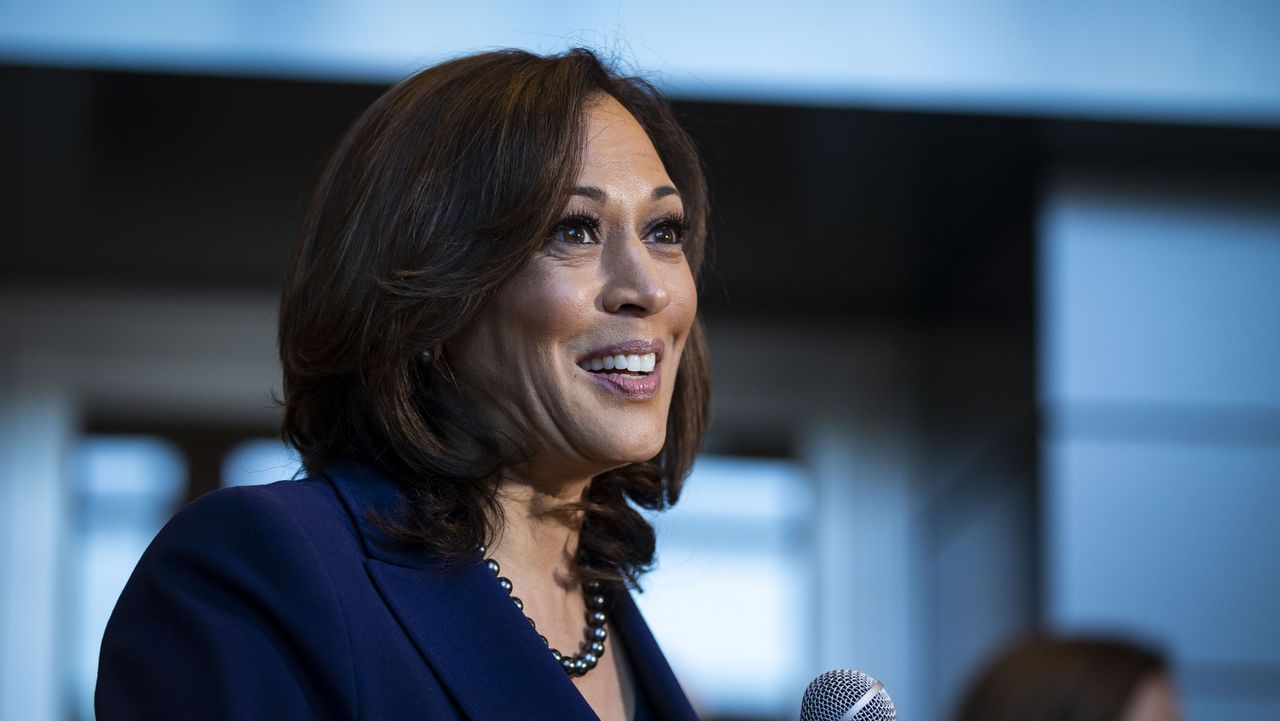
[547,211,688,246]
[548,212,603,245]
[647,212,689,245]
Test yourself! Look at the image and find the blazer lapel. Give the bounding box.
[611,591,702,721]
[366,557,598,721]
[325,461,596,721]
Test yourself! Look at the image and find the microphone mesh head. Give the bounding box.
[800,669,898,721]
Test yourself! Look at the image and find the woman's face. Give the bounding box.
[448,94,697,483]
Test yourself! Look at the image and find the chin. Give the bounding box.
[588,433,666,470]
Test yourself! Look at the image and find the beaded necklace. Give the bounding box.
[481,546,609,677]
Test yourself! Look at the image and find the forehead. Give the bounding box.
[577,95,672,186]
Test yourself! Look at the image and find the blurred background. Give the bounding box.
[1,1,1278,720]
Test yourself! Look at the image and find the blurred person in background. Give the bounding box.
[95,47,710,721]
[955,635,1181,721]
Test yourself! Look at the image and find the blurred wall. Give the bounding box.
[1041,168,1280,720]
[3,0,1280,123]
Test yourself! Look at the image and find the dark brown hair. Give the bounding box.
[278,48,710,587]
[955,635,1169,721]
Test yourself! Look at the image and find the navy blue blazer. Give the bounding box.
[97,460,700,720]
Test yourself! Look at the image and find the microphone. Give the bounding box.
[799,668,898,721]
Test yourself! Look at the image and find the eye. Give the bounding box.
[646,214,688,245]
[548,214,600,245]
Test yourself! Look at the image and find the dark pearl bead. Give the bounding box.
[483,556,609,677]
[477,544,487,555]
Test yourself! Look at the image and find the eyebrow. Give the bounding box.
[571,185,681,202]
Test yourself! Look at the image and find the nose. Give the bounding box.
[600,233,671,316]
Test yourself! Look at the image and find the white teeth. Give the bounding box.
[579,352,658,374]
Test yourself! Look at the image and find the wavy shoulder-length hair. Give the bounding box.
[278,48,710,588]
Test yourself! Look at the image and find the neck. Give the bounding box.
[488,467,593,591]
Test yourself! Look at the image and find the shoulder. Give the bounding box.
[131,476,369,613]
[155,476,357,557]
[171,475,350,530]
[130,477,361,631]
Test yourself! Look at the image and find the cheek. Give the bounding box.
[655,263,697,417]
[498,263,596,352]
[665,263,698,342]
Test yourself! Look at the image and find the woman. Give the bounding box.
[96,47,710,721]
[955,636,1182,721]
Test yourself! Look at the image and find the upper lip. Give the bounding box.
[577,338,665,363]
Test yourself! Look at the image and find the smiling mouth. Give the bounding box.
[575,343,663,399]
[576,352,657,375]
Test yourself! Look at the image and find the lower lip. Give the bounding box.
[582,364,661,399]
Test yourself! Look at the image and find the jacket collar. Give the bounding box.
[322,460,699,721]
[322,459,429,567]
